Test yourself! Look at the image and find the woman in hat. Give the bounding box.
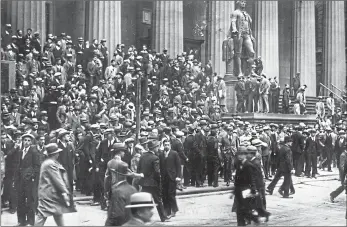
[35,143,76,226]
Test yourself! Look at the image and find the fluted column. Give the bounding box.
[323,1,346,95]
[11,1,46,50]
[208,1,234,76]
[153,1,183,58]
[88,1,121,61]
[255,1,279,79]
[292,1,316,96]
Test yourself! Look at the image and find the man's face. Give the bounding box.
[38,137,45,146]
[139,207,154,223]
[163,141,171,151]
[63,134,70,142]
[23,137,32,148]
[27,30,32,35]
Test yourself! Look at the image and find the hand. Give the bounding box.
[101,158,104,162]
[175,177,181,182]
[96,168,99,172]
[140,173,144,178]
[89,160,92,164]
[62,193,70,207]
[4,155,7,159]
[76,153,79,157]
[186,158,189,162]
[88,167,93,172]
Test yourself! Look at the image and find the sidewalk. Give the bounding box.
[74,168,340,203]
[74,178,233,202]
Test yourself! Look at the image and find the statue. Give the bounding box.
[228,0,255,77]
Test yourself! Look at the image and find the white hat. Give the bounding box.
[125,192,157,208]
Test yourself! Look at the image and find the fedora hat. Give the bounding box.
[21,133,35,140]
[125,192,157,208]
[45,143,62,156]
[58,129,70,138]
[147,140,160,150]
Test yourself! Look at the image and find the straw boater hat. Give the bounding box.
[125,192,157,208]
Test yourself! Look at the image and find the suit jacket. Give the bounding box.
[57,141,75,188]
[282,89,290,107]
[159,150,181,181]
[10,112,21,126]
[16,145,40,182]
[305,136,317,154]
[278,144,293,173]
[259,78,270,95]
[97,139,116,172]
[170,137,187,163]
[315,102,325,118]
[195,131,207,156]
[291,131,305,154]
[137,151,161,187]
[250,157,264,188]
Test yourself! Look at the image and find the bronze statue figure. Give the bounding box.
[228,0,255,77]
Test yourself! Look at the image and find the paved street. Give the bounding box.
[1,169,346,226]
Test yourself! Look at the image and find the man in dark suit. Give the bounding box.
[183,126,197,187]
[137,140,170,222]
[291,125,305,177]
[220,126,237,186]
[96,128,117,210]
[104,143,139,226]
[206,124,220,187]
[266,136,294,198]
[159,139,181,217]
[193,126,207,187]
[304,129,318,178]
[1,131,18,213]
[16,133,40,226]
[247,146,270,221]
[57,129,75,193]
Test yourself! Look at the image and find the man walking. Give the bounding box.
[35,143,76,226]
[266,136,294,198]
[137,140,170,222]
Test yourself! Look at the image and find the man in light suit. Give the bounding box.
[326,92,335,124]
[217,75,227,113]
[259,74,270,113]
[315,96,325,121]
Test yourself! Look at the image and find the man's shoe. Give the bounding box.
[90,202,100,206]
[213,184,219,188]
[330,195,335,203]
[161,215,171,222]
[289,191,295,195]
[282,195,293,199]
[328,170,333,172]
[226,181,230,186]
[266,188,273,195]
[15,223,24,226]
[278,190,284,197]
[171,212,176,217]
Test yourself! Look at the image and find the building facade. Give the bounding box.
[1,0,346,98]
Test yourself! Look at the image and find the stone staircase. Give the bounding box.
[277,95,329,114]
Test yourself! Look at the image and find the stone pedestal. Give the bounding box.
[153,1,183,58]
[10,1,46,50]
[225,77,238,114]
[1,61,16,94]
[254,1,279,79]
[292,1,316,96]
[88,1,121,61]
[323,1,346,95]
[208,1,234,76]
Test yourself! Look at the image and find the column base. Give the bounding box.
[225,75,238,114]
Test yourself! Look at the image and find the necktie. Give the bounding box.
[22,148,28,159]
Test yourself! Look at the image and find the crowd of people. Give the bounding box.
[1,23,347,226]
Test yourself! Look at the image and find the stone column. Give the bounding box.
[254,1,279,80]
[11,1,46,49]
[292,1,316,96]
[88,1,122,60]
[323,1,346,95]
[153,1,183,58]
[208,1,234,76]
